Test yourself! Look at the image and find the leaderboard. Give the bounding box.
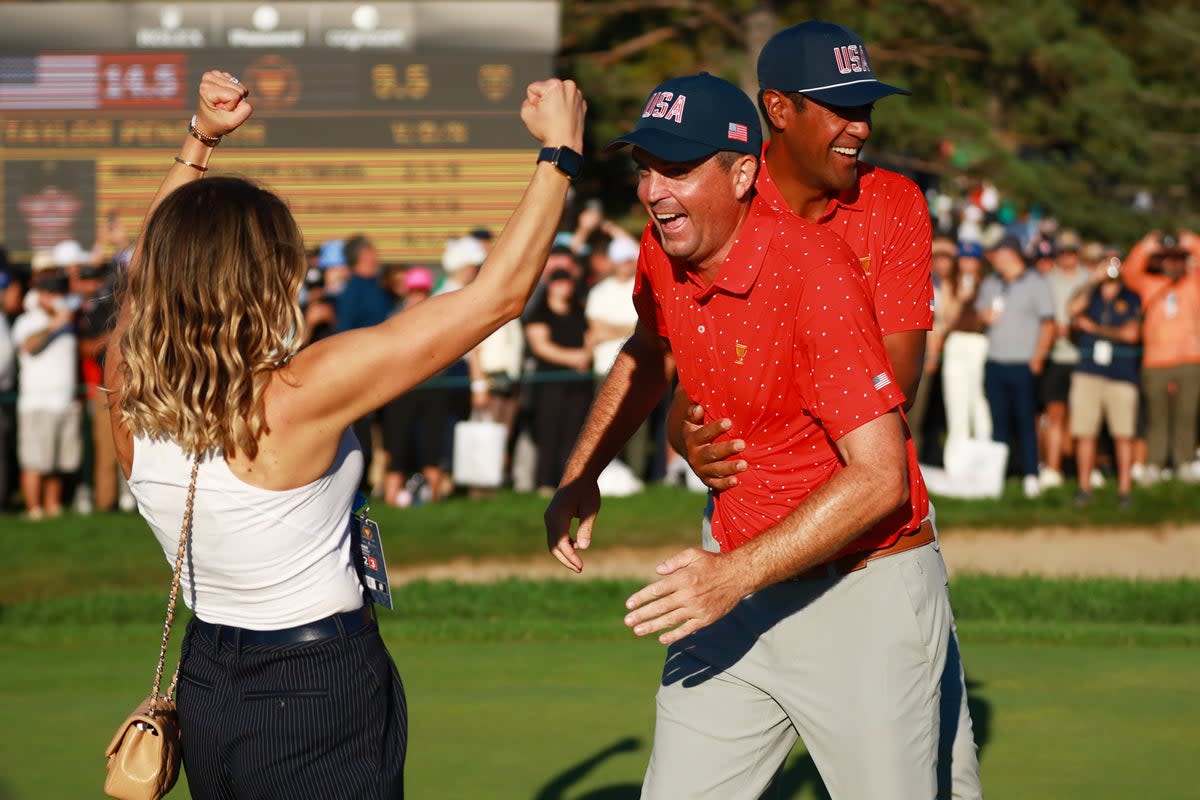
[0,1,559,261]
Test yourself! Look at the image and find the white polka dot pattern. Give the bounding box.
[755,144,934,338]
[632,197,924,552]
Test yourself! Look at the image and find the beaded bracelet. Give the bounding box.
[174,156,209,173]
[188,114,222,147]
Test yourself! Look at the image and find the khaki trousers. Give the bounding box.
[662,509,980,799]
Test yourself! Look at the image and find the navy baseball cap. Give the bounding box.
[958,241,984,259]
[605,72,762,162]
[757,20,910,108]
[989,234,1025,255]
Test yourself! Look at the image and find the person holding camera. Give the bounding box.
[11,252,80,520]
[1067,257,1143,506]
[1120,231,1200,483]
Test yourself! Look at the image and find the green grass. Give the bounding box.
[3,487,1200,797]
[6,576,1200,645]
[3,478,1198,606]
[3,636,1199,799]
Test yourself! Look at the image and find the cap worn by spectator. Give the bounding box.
[442,236,487,274]
[31,249,57,272]
[1055,230,1081,253]
[958,241,984,259]
[53,239,89,267]
[553,231,580,252]
[757,20,910,107]
[469,228,493,243]
[989,234,1025,255]
[1034,239,1056,261]
[318,239,346,270]
[404,267,434,292]
[607,237,640,264]
[1079,241,1106,264]
[604,72,762,161]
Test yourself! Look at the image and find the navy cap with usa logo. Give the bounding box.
[757,20,910,108]
[604,72,762,162]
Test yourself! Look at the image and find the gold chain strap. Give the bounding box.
[150,458,200,708]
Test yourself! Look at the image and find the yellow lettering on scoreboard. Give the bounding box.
[1,119,115,146]
[371,63,430,101]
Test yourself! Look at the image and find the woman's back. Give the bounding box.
[130,428,365,629]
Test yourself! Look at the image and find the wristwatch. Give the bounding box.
[537,146,583,181]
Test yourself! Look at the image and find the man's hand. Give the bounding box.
[679,402,746,490]
[623,548,749,645]
[544,478,602,573]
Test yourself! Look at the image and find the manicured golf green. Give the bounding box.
[5,488,1199,798]
[3,634,1197,799]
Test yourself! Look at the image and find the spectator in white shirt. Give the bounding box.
[11,259,80,519]
[585,234,654,476]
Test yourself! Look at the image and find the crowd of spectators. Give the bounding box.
[911,181,1200,506]
[1,186,1198,516]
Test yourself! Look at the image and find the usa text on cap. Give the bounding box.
[757,20,910,108]
[604,72,762,162]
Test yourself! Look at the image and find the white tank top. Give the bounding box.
[129,428,367,630]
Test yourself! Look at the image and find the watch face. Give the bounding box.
[556,147,583,179]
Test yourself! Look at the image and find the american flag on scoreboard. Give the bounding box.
[0,55,99,110]
[727,122,749,142]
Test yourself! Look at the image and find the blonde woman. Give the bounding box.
[104,70,585,798]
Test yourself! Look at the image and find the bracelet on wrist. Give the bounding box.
[174,156,209,173]
[188,115,222,147]
[470,379,490,393]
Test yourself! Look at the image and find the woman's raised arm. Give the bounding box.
[279,79,587,429]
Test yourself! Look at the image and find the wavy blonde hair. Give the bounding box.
[117,177,306,459]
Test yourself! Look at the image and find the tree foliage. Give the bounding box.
[560,0,1198,245]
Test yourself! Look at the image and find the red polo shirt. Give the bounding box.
[755,143,934,337]
[634,195,928,555]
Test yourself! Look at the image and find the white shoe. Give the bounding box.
[1023,474,1042,498]
[74,485,93,515]
[1038,466,1064,489]
[1135,465,1161,487]
[1177,462,1200,484]
[1090,469,1105,489]
[118,493,137,512]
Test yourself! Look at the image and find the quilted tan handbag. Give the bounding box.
[104,460,198,800]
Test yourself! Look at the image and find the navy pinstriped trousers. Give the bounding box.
[176,617,407,799]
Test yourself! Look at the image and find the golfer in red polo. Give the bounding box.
[545,72,954,799]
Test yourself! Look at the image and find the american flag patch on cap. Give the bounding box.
[727,122,749,142]
[872,372,892,390]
